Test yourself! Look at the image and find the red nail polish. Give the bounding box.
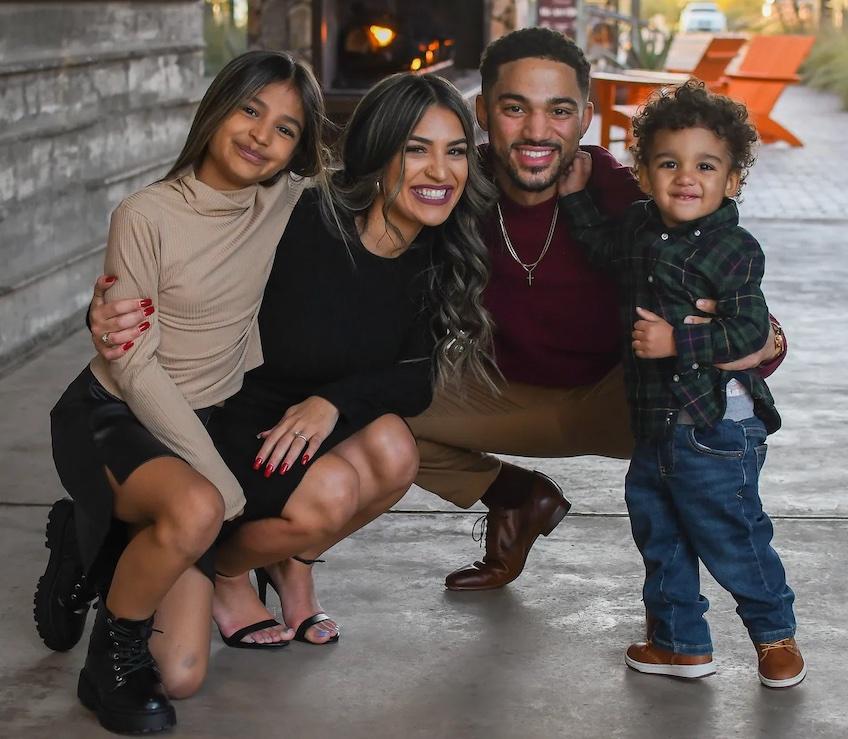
[122,341,134,351]
[302,454,310,465]
[264,463,275,478]
[138,321,150,332]
[105,276,117,284]
[143,306,155,316]
[279,463,289,475]
[253,457,263,471]
[139,298,153,308]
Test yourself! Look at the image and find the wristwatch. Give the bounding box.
[770,319,785,359]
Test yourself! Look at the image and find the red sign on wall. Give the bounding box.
[537,0,579,38]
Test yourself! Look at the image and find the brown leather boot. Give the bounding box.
[756,637,806,688]
[444,466,570,591]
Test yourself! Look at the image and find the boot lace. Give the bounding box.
[471,514,488,548]
[108,619,162,687]
[758,638,799,661]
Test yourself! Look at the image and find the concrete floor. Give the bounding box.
[2,83,848,737]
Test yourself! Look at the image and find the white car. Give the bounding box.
[679,2,728,33]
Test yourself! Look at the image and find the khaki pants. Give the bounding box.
[406,364,634,508]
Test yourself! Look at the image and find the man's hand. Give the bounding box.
[632,307,676,359]
[684,298,778,370]
[557,150,592,197]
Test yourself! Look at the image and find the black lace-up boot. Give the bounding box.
[77,604,176,734]
[34,499,98,651]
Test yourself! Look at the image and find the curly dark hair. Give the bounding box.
[631,80,758,194]
[479,27,591,100]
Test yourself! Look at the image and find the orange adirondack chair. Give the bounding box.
[666,35,747,87]
[714,34,815,146]
[599,37,745,149]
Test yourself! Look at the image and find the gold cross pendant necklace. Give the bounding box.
[496,202,559,286]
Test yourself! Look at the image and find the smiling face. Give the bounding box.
[367,104,469,251]
[639,126,741,228]
[477,57,593,206]
[196,80,305,190]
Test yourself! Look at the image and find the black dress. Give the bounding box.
[209,188,436,524]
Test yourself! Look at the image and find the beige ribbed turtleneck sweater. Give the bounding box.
[90,170,306,519]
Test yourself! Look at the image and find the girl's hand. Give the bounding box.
[632,307,676,359]
[89,275,154,360]
[253,396,340,477]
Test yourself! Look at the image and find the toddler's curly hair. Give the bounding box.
[631,80,758,195]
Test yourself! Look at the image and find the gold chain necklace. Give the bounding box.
[496,201,558,286]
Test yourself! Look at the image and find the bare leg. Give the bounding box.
[267,415,419,643]
[149,566,214,699]
[212,572,293,645]
[107,457,224,620]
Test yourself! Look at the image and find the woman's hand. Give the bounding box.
[88,275,154,360]
[684,298,778,370]
[253,396,340,477]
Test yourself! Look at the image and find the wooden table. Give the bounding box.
[592,70,691,149]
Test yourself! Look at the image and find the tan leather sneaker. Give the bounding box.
[756,638,806,688]
[625,641,716,679]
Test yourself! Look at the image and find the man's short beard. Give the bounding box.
[504,162,561,193]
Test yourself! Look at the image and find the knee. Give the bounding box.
[305,459,359,534]
[156,480,225,560]
[160,659,208,700]
[365,415,419,489]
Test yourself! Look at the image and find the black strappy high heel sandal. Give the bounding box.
[287,556,340,645]
[215,570,288,650]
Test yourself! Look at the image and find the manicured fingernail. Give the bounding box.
[140,298,153,308]
[264,463,275,478]
[105,276,117,284]
[138,321,150,332]
[695,299,706,308]
[253,456,263,471]
[278,463,289,475]
[684,317,694,324]
[301,454,310,465]
[122,341,134,351]
[143,306,155,316]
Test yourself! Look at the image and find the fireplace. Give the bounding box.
[311,0,489,123]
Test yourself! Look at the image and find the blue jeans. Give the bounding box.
[625,417,796,655]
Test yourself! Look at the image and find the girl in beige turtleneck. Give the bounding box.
[42,52,324,734]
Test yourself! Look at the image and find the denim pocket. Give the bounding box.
[755,444,768,473]
[685,423,744,458]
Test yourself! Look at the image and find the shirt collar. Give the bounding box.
[641,197,740,241]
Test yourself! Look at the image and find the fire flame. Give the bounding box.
[410,57,422,71]
[369,25,396,47]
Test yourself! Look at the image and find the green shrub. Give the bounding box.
[802,31,848,109]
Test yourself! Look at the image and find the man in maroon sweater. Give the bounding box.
[407,27,782,591]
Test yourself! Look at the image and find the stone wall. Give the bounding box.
[0,1,205,372]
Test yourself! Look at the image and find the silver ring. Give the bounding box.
[293,431,308,443]
[100,332,113,347]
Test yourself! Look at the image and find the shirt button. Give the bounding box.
[661,233,669,240]
[673,374,680,382]
[694,229,701,236]
[692,362,699,370]
[647,275,654,283]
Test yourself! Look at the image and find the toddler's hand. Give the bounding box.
[557,150,592,197]
[632,307,677,359]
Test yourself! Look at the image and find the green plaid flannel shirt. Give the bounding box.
[560,190,780,440]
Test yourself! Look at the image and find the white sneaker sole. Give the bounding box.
[759,662,807,688]
[625,653,717,679]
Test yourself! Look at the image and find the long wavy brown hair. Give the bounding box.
[319,72,498,389]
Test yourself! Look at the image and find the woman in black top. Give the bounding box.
[83,73,496,655]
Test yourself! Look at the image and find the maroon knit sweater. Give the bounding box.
[482,145,644,388]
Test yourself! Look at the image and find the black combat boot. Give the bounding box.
[34,499,98,651]
[77,604,176,734]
